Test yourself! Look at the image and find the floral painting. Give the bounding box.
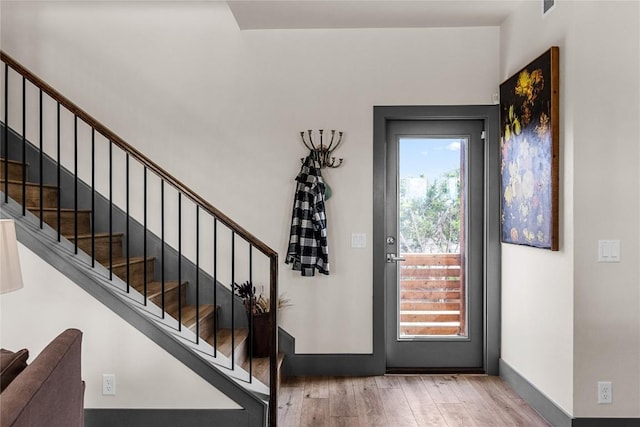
[500,47,559,250]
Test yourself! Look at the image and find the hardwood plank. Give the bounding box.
[464,401,508,427]
[278,386,304,427]
[511,398,550,426]
[485,375,521,399]
[301,397,329,427]
[468,377,532,426]
[423,376,462,404]
[467,377,517,425]
[281,375,306,388]
[374,375,401,389]
[329,377,358,418]
[398,375,435,406]
[437,402,478,426]
[352,376,388,427]
[351,376,378,390]
[329,416,359,426]
[398,376,447,426]
[379,388,418,426]
[304,376,330,399]
[450,375,485,403]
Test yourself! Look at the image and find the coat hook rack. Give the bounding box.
[300,129,344,169]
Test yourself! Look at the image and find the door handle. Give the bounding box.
[386,253,406,263]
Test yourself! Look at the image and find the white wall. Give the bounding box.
[501,0,640,418]
[499,0,575,414]
[570,1,640,418]
[0,244,239,409]
[0,0,500,357]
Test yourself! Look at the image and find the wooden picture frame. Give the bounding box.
[499,47,559,251]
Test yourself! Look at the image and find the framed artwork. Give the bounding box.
[500,47,559,251]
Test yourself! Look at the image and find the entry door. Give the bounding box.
[385,119,484,370]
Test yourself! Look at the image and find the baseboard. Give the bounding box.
[500,359,572,427]
[500,359,640,427]
[84,409,248,427]
[278,328,384,376]
[572,418,640,427]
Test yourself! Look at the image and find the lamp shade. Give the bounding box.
[0,219,24,294]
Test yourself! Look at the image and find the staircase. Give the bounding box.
[1,51,280,425]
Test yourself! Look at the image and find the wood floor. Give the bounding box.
[278,375,550,426]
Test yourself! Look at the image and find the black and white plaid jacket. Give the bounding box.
[285,155,329,276]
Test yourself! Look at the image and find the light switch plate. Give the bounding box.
[598,240,620,262]
[351,233,366,248]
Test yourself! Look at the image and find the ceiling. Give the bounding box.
[227,0,526,30]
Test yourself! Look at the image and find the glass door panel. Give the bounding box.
[398,137,467,339]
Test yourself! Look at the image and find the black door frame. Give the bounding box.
[373,105,501,375]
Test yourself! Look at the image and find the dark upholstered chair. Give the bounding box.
[1,329,84,427]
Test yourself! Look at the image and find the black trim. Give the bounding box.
[278,328,380,376]
[85,409,248,427]
[500,359,570,427]
[572,419,640,427]
[386,367,485,375]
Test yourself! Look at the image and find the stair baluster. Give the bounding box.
[3,63,7,203]
[39,89,44,230]
[73,115,78,254]
[91,128,96,267]
[56,102,60,241]
[21,76,25,217]
[143,166,148,304]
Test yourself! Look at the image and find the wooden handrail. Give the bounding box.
[1,51,277,259]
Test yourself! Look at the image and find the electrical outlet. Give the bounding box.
[102,374,116,396]
[598,381,612,404]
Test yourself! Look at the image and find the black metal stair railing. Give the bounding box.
[0,51,279,426]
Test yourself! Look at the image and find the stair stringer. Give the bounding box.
[1,199,268,427]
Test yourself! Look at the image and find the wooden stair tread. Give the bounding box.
[67,232,125,240]
[27,206,91,213]
[110,256,153,267]
[133,280,184,299]
[172,304,217,329]
[241,351,285,373]
[213,328,249,356]
[241,352,285,387]
[0,158,27,166]
[0,179,56,188]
